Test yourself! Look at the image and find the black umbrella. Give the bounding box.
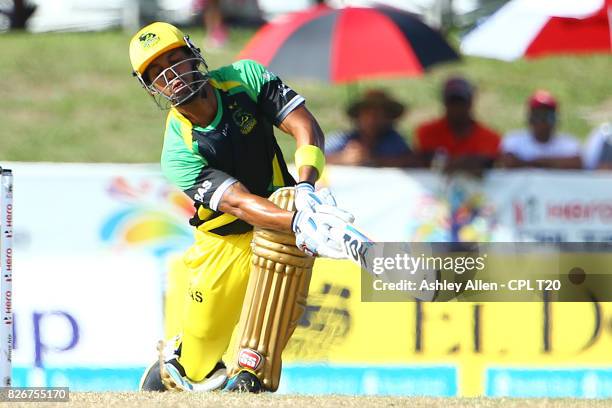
[238,5,459,83]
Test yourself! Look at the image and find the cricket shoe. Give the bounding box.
[139,337,227,392]
[223,370,264,393]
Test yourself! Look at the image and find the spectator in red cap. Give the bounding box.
[414,76,501,173]
[499,90,581,169]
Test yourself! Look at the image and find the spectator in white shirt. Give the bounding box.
[499,90,582,169]
[583,122,612,170]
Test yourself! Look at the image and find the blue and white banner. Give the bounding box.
[486,368,612,398]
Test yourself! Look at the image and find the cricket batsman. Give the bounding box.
[128,22,354,393]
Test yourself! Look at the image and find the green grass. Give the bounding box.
[1,28,611,163]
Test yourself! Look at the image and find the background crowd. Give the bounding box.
[1,0,609,167]
[326,80,611,172]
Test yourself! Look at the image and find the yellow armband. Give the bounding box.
[294,145,325,180]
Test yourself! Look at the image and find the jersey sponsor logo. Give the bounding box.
[279,83,291,98]
[238,348,263,370]
[232,108,257,135]
[139,32,160,49]
[194,180,213,202]
[189,288,203,303]
[262,70,275,82]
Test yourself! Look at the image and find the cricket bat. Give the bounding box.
[337,222,438,301]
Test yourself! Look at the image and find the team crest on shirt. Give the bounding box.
[232,107,257,134]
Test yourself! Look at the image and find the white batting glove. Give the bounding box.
[294,182,355,224]
[291,208,348,259]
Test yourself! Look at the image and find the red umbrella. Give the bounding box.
[461,0,612,60]
[527,0,612,57]
[238,5,459,83]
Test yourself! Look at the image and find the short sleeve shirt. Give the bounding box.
[325,129,411,156]
[502,129,581,161]
[161,60,303,235]
[583,123,612,169]
[414,117,500,158]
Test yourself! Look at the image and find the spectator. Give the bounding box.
[0,0,36,30]
[193,0,228,48]
[325,89,415,167]
[499,90,582,169]
[583,122,612,170]
[414,76,501,173]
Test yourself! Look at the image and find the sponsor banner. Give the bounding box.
[12,367,144,391]
[291,261,612,363]
[321,167,443,241]
[6,163,193,257]
[486,368,612,398]
[10,164,612,256]
[13,255,162,370]
[4,163,190,390]
[6,163,185,387]
[483,170,612,242]
[324,167,612,243]
[285,259,612,396]
[4,162,612,395]
[278,364,457,396]
[11,364,458,394]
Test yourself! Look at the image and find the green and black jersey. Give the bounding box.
[161,60,302,236]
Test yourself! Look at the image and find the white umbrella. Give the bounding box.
[461,0,612,61]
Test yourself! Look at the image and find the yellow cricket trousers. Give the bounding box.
[167,229,253,382]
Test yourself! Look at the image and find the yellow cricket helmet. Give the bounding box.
[129,22,210,110]
[129,22,187,76]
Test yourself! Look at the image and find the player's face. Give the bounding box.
[146,48,197,101]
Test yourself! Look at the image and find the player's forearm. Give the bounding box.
[294,121,325,183]
[279,106,325,184]
[289,109,325,149]
[218,182,293,232]
[231,195,294,232]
